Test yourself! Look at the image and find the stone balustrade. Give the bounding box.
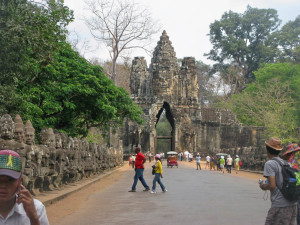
[0,114,123,195]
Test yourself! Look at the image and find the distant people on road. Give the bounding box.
[234,155,240,174]
[129,147,150,192]
[226,155,233,174]
[196,153,201,170]
[216,156,221,171]
[129,154,133,167]
[151,154,167,194]
[131,154,136,169]
[259,138,297,225]
[210,156,216,171]
[189,153,193,162]
[184,151,189,162]
[205,155,210,169]
[220,156,225,173]
[0,150,49,224]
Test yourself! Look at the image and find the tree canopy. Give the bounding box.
[215,63,300,143]
[277,15,300,62]
[206,6,281,88]
[0,0,143,137]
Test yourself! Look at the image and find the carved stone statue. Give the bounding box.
[0,114,16,150]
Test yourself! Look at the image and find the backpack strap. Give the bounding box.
[272,157,288,167]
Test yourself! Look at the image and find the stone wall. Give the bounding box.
[0,114,123,195]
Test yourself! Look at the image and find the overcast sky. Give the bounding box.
[64,0,300,65]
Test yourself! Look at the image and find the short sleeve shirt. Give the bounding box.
[135,152,145,169]
[226,158,233,166]
[220,158,225,165]
[0,199,49,225]
[196,156,201,163]
[206,156,210,162]
[234,158,240,165]
[264,157,297,208]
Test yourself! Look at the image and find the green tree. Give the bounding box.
[206,6,280,87]
[156,110,172,153]
[0,0,73,113]
[277,15,300,62]
[0,0,144,137]
[217,63,300,143]
[18,42,143,136]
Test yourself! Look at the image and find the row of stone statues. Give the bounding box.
[0,114,123,195]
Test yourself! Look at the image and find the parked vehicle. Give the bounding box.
[167,151,178,168]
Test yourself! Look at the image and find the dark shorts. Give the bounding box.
[265,204,297,225]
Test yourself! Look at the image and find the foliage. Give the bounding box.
[0,0,74,113]
[90,58,131,93]
[277,15,300,62]
[206,6,281,86]
[0,0,144,137]
[156,110,172,153]
[215,63,300,143]
[18,42,144,136]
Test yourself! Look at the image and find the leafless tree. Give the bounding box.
[84,0,160,82]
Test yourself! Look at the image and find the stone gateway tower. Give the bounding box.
[128,30,201,154]
[124,31,265,158]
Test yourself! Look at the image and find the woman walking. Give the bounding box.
[151,154,167,193]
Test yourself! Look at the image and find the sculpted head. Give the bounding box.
[60,133,69,149]
[39,128,55,148]
[68,137,74,150]
[25,120,35,145]
[73,138,79,151]
[82,139,88,151]
[55,132,62,149]
[14,114,25,143]
[0,114,15,140]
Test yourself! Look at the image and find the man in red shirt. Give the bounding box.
[129,147,150,192]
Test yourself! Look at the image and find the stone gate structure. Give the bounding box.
[123,31,269,167]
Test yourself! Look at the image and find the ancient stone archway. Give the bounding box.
[154,101,175,154]
[123,31,264,158]
[126,30,200,154]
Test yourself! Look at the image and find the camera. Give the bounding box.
[258,179,268,184]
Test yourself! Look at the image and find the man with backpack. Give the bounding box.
[259,137,297,225]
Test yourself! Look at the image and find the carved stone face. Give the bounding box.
[74,138,79,151]
[14,114,24,143]
[14,129,25,143]
[39,128,55,148]
[0,114,15,140]
[55,133,62,149]
[68,137,74,150]
[25,120,35,145]
[60,133,68,149]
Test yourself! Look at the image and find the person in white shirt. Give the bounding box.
[226,155,233,174]
[196,154,201,170]
[0,150,49,225]
[205,155,210,169]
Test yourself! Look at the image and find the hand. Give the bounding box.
[17,185,40,224]
[259,183,264,190]
[161,174,163,178]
